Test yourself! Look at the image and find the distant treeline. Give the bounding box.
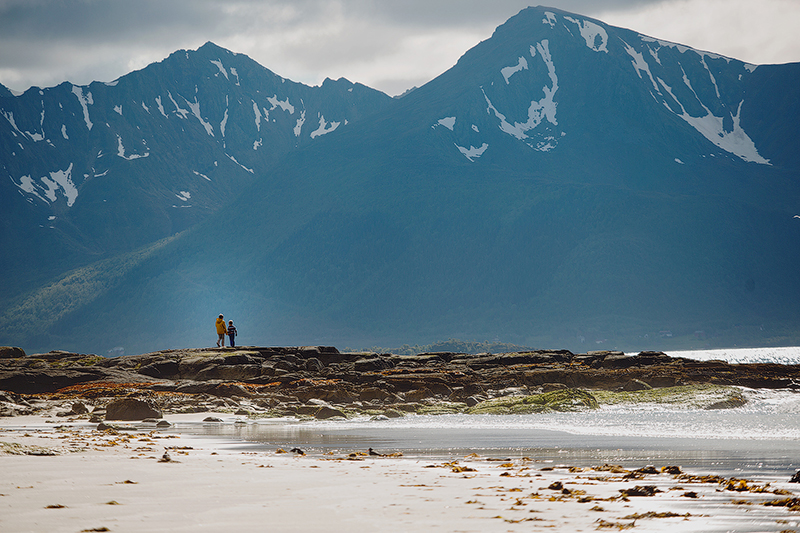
[358,339,537,356]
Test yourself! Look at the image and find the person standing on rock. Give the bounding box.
[227,320,237,348]
[215,314,226,347]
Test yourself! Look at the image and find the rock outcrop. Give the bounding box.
[0,346,797,420]
[106,398,162,420]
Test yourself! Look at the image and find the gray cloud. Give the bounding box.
[1,0,797,96]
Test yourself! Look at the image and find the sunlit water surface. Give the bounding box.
[171,386,800,482]
[171,347,800,479]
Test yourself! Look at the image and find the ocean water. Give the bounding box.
[173,348,800,481]
[665,346,800,365]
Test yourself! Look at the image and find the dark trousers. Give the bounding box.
[228,334,235,348]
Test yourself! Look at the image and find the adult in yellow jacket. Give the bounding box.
[215,314,227,347]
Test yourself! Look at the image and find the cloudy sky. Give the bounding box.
[1,0,798,96]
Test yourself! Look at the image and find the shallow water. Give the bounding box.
[171,389,800,482]
[169,362,800,481]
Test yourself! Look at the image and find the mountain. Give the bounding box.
[2,7,800,355]
[0,42,392,300]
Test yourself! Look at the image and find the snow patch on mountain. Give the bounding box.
[437,117,456,130]
[155,96,167,118]
[61,124,68,140]
[623,42,660,94]
[542,11,557,28]
[14,176,43,203]
[564,16,608,53]
[657,78,768,164]
[116,135,150,160]
[648,48,662,65]
[230,67,240,86]
[114,105,123,115]
[1,110,22,135]
[701,57,722,99]
[502,56,528,84]
[46,164,77,206]
[167,92,189,119]
[210,59,228,79]
[227,154,253,173]
[483,40,559,150]
[13,163,78,207]
[193,170,211,181]
[221,101,229,137]
[5,106,47,142]
[294,110,306,137]
[456,143,489,161]
[639,35,742,66]
[310,114,340,138]
[183,96,214,136]
[71,85,93,130]
[253,102,262,131]
[268,95,294,114]
[176,191,191,201]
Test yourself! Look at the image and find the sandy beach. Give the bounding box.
[2,414,799,533]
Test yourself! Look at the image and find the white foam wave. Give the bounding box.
[666,346,800,365]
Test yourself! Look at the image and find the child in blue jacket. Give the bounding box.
[227,320,237,348]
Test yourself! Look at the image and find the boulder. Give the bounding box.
[70,401,90,415]
[704,393,748,410]
[465,395,487,407]
[313,405,346,419]
[106,398,162,420]
[305,358,324,372]
[404,388,433,402]
[633,351,674,365]
[602,353,636,369]
[354,357,392,372]
[220,353,258,365]
[359,387,393,402]
[138,360,180,379]
[0,367,115,394]
[275,358,301,371]
[622,379,652,391]
[0,347,25,359]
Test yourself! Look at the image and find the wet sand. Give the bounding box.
[1,414,799,533]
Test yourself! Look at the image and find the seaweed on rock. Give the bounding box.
[466,388,598,415]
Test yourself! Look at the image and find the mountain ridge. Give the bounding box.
[2,7,800,355]
[0,40,393,302]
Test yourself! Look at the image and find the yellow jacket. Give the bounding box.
[215,317,227,334]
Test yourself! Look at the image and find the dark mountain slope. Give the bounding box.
[0,42,392,301]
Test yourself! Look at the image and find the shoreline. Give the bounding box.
[2,415,800,532]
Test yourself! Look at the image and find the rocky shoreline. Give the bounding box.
[1,346,798,421]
